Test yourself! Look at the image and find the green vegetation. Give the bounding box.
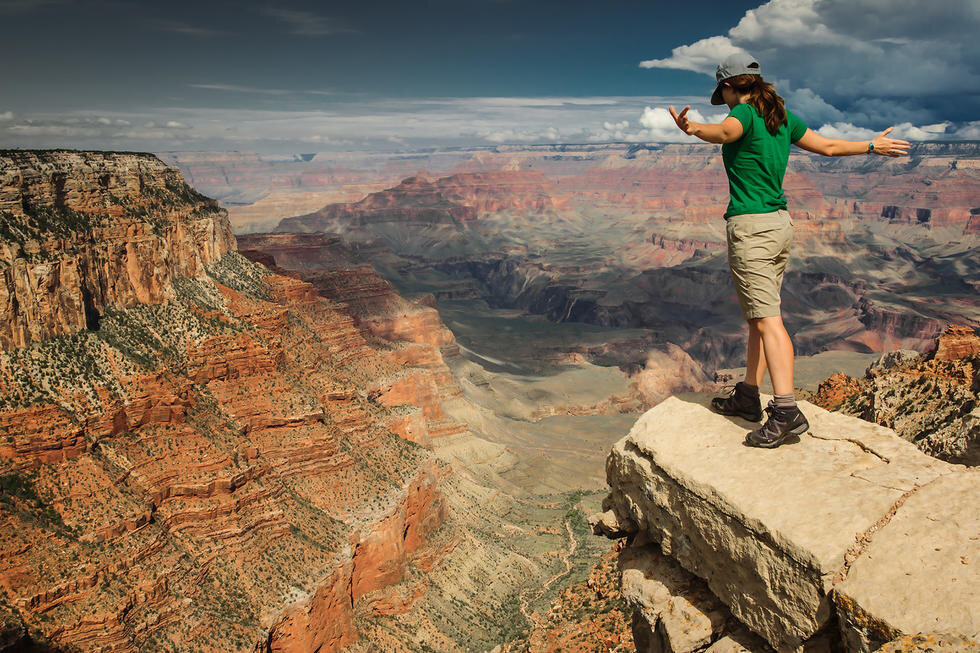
[206,253,272,300]
[0,204,98,245]
[0,470,69,533]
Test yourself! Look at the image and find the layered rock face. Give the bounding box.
[2,154,641,652]
[0,244,460,651]
[810,324,980,465]
[0,153,476,651]
[0,150,235,350]
[276,171,562,259]
[593,394,978,652]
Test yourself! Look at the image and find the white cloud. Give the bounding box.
[815,122,878,140]
[951,121,980,140]
[2,96,976,154]
[638,0,980,127]
[639,36,747,74]
[815,121,952,141]
[891,122,949,140]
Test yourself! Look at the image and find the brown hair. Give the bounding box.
[724,74,786,136]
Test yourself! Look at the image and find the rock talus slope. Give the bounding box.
[594,394,978,652]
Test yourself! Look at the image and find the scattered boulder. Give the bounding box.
[931,325,980,362]
[589,508,637,538]
[865,349,920,377]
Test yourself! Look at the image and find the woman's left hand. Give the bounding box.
[872,127,911,157]
[669,105,694,135]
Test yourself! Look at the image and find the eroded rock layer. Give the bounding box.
[0,150,235,350]
[0,153,470,651]
[0,250,461,651]
[256,142,979,371]
[810,324,980,465]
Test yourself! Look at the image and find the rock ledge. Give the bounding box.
[596,393,978,651]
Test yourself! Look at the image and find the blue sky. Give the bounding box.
[1,0,978,152]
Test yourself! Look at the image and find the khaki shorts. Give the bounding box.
[725,209,793,320]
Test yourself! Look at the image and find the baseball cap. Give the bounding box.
[710,53,761,105]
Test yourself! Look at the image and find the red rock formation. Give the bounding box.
[277,170,561,235]
[812,372,865,411]
[261,461,447,653]
[0,154,470,652]
[0,151,235,350]
[811,324,980,465]
[931,324,980,361]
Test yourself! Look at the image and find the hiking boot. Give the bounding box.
[745,401,810,448]
[710,381,763,421]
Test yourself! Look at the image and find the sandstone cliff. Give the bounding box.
[0,153,461,651]
[0,153,641,652]
[0,150,235,350]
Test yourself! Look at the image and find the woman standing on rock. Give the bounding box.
[668,53,910,447]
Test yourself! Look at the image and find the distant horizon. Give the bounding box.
[7,139,980,160]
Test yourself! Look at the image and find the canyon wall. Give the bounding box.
[0,153,472,651]
[0,150,235,350]
[0,151,636,652]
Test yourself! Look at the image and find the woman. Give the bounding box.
[668,52,910,448]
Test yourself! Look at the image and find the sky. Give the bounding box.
[1,0,978,153]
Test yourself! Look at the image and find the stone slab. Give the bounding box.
[604,393,957,650]
[834,469,979,651]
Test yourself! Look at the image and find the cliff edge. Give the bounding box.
[0,150,235,349]
[592,394,978,652]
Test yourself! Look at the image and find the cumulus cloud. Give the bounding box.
[640,36,748,74]
[815,122,878,140]
[639,0,980,128]
[2,95,970,153]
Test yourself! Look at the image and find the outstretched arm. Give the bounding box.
[669,105,743,144]
[793,126,910,157]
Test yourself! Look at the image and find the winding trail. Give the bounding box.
[517,511,579,629]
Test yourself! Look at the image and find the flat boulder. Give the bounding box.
[602,393,970,650]
[834,469,979,651]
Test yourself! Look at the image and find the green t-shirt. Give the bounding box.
[721,102,808,218]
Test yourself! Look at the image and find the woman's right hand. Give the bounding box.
[871,127,911,157]
[669,105,694,135]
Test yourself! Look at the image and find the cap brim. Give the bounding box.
[710,84,725,105]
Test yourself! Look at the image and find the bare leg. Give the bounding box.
[748,315,795,396]
[743,321,767,387]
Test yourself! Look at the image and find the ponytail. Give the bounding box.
[726,74,786,136]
